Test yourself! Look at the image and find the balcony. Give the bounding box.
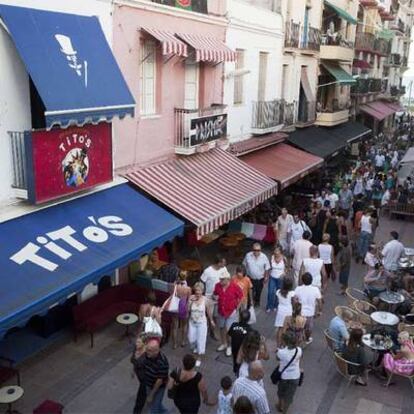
[390,18,405,33]
[320,33,354,61]
[355,32,391,56]
[251,100,295,135]
[285,21,320,53]
[390,86,406,96]
[297,100,316,126]
[8,131,28,196]
[174,105,228,155]
[351,78,386,95]
[315,109,349,127]
[386,53,401,66]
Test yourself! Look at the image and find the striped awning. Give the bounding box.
[177,33,236,63]
[360,100,401,121]
[141,27,188,57]
[126,149,277,237]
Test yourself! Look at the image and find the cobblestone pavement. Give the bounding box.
[8,215,414,414]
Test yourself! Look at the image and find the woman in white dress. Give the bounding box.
[318,233,336,281]
[275,277,295,345]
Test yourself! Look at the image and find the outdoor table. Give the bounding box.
[227,232,246,242]
[362,334,393,352]
[116,313,138,341]
[379,291,405,306]
[179,259,202,273]
[370,311,399,326]
[0,385,24,414]
[200,230,225,244]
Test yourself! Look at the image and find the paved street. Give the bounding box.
[9,214,414,414]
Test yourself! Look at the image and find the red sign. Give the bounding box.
[28,124,113,203]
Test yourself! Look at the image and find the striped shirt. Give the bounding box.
[133,352,169,388]
[232,377,270,414]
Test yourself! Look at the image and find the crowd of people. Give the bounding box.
[128,134,414,414]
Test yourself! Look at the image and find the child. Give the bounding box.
[217,376,233,414]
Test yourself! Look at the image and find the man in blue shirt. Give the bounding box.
[328,309,353,351]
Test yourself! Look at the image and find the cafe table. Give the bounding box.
[379,291,405,312]
[116,313,138,342]
[370,311,399,326]
[0,385,24,414]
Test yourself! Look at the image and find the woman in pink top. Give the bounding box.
[383,331,414,376]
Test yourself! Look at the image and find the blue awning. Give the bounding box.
[0,184,183,338]
[0,5,135,129]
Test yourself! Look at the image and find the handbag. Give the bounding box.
[143,307,163,337]
[270,348,298,385]
[167,368,181,399]
[247,305,256,325]
[298,371,304,386]
[168,285,180,313]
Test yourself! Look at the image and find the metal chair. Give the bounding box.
[385,369,414,391]
[318,328,337,362]
[334,352,363,398]
[345,287,367,307]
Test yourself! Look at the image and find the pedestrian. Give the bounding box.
[364,243,379,270]
[275,208,293,254]
[289,213,311,253]
[275,277,295,345]
[163,271,191,349]
[292,231,312,286]
[300,245,327,291]
[232,265,253,311]
[188,282,215,367]
[213,271,243,356]
[233,396,254,414]
[237,330,269,382]
[356,209,374,262]
[216,376,233,414]
[138,291,162,334]
[281,301,306,347]
[228,309,252,376]
[338,183,353,217]
[294,273,322,344]
[167,354,211,413]
[132,338,169,414]
[337,237,352,295]
[381,231,405,272]
[232,361,271,414]
[267,246,288,312]
[318,233,336,281]
[323,209,339,254]
[243,243,271,308]
[276,332,303,414]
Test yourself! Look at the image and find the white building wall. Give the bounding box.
[0,0,112,206]
[223,0,283,142]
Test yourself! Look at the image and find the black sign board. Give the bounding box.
[190,113,228,147]
[151,0,208,14]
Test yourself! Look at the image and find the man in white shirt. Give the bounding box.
[294,272,322,343]
[232,361,270,414]
[289,213,311,253]
[292,231,313,286]
[364,244,379,270]
[327,188,339,209]
[275,208,293,254]
[382,231,405,271]
[300,245,327,291]
[243,243,270,308]
[375,152,385,171]
[200,255,229,298]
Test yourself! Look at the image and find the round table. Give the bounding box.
[379,291,405,305]
[370,311,399,326]
[0,385,24,414]
[116,313,138,341]
[362,334,392,351]
[179,259,202,273]
[227,232,246,242]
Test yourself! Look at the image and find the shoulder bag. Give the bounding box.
[270,348,298,385]
[167,368,181,399]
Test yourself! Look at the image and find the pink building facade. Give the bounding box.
[112,0,228,171]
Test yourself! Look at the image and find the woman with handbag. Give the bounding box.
[138,291,162,335]
[275,332,303,414]
[162,271,192,349]
[167,354,211,414]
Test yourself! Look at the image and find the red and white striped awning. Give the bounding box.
[126,149,277,237]
[141,27,188,57]
[177,33,236,63]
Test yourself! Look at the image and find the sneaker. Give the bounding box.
[306,337,313,345]
[225,347,232,357]
[195,360,201,368]
[266,309,271,313]
[217,344,227,352]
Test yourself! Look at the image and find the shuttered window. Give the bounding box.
[140,40,156,115]
[233,49,245,105]
[258,52,268,101]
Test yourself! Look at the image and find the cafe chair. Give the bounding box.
[334,352,364,398]
[397,322,414,336]
[354,300,377,329]
[334,305,360,322]
[318,329,337,362]
[384,370,414,391]
[345,287,367,307]
[0,356,20,386]
[33,399,64,414]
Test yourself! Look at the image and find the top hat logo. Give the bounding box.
[55,34,77,55]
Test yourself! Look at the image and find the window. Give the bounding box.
[281,64,289,100]
[184,62,199,110]
[233,49,245,105]
[140,40,157,115]
[258,52,268,101]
